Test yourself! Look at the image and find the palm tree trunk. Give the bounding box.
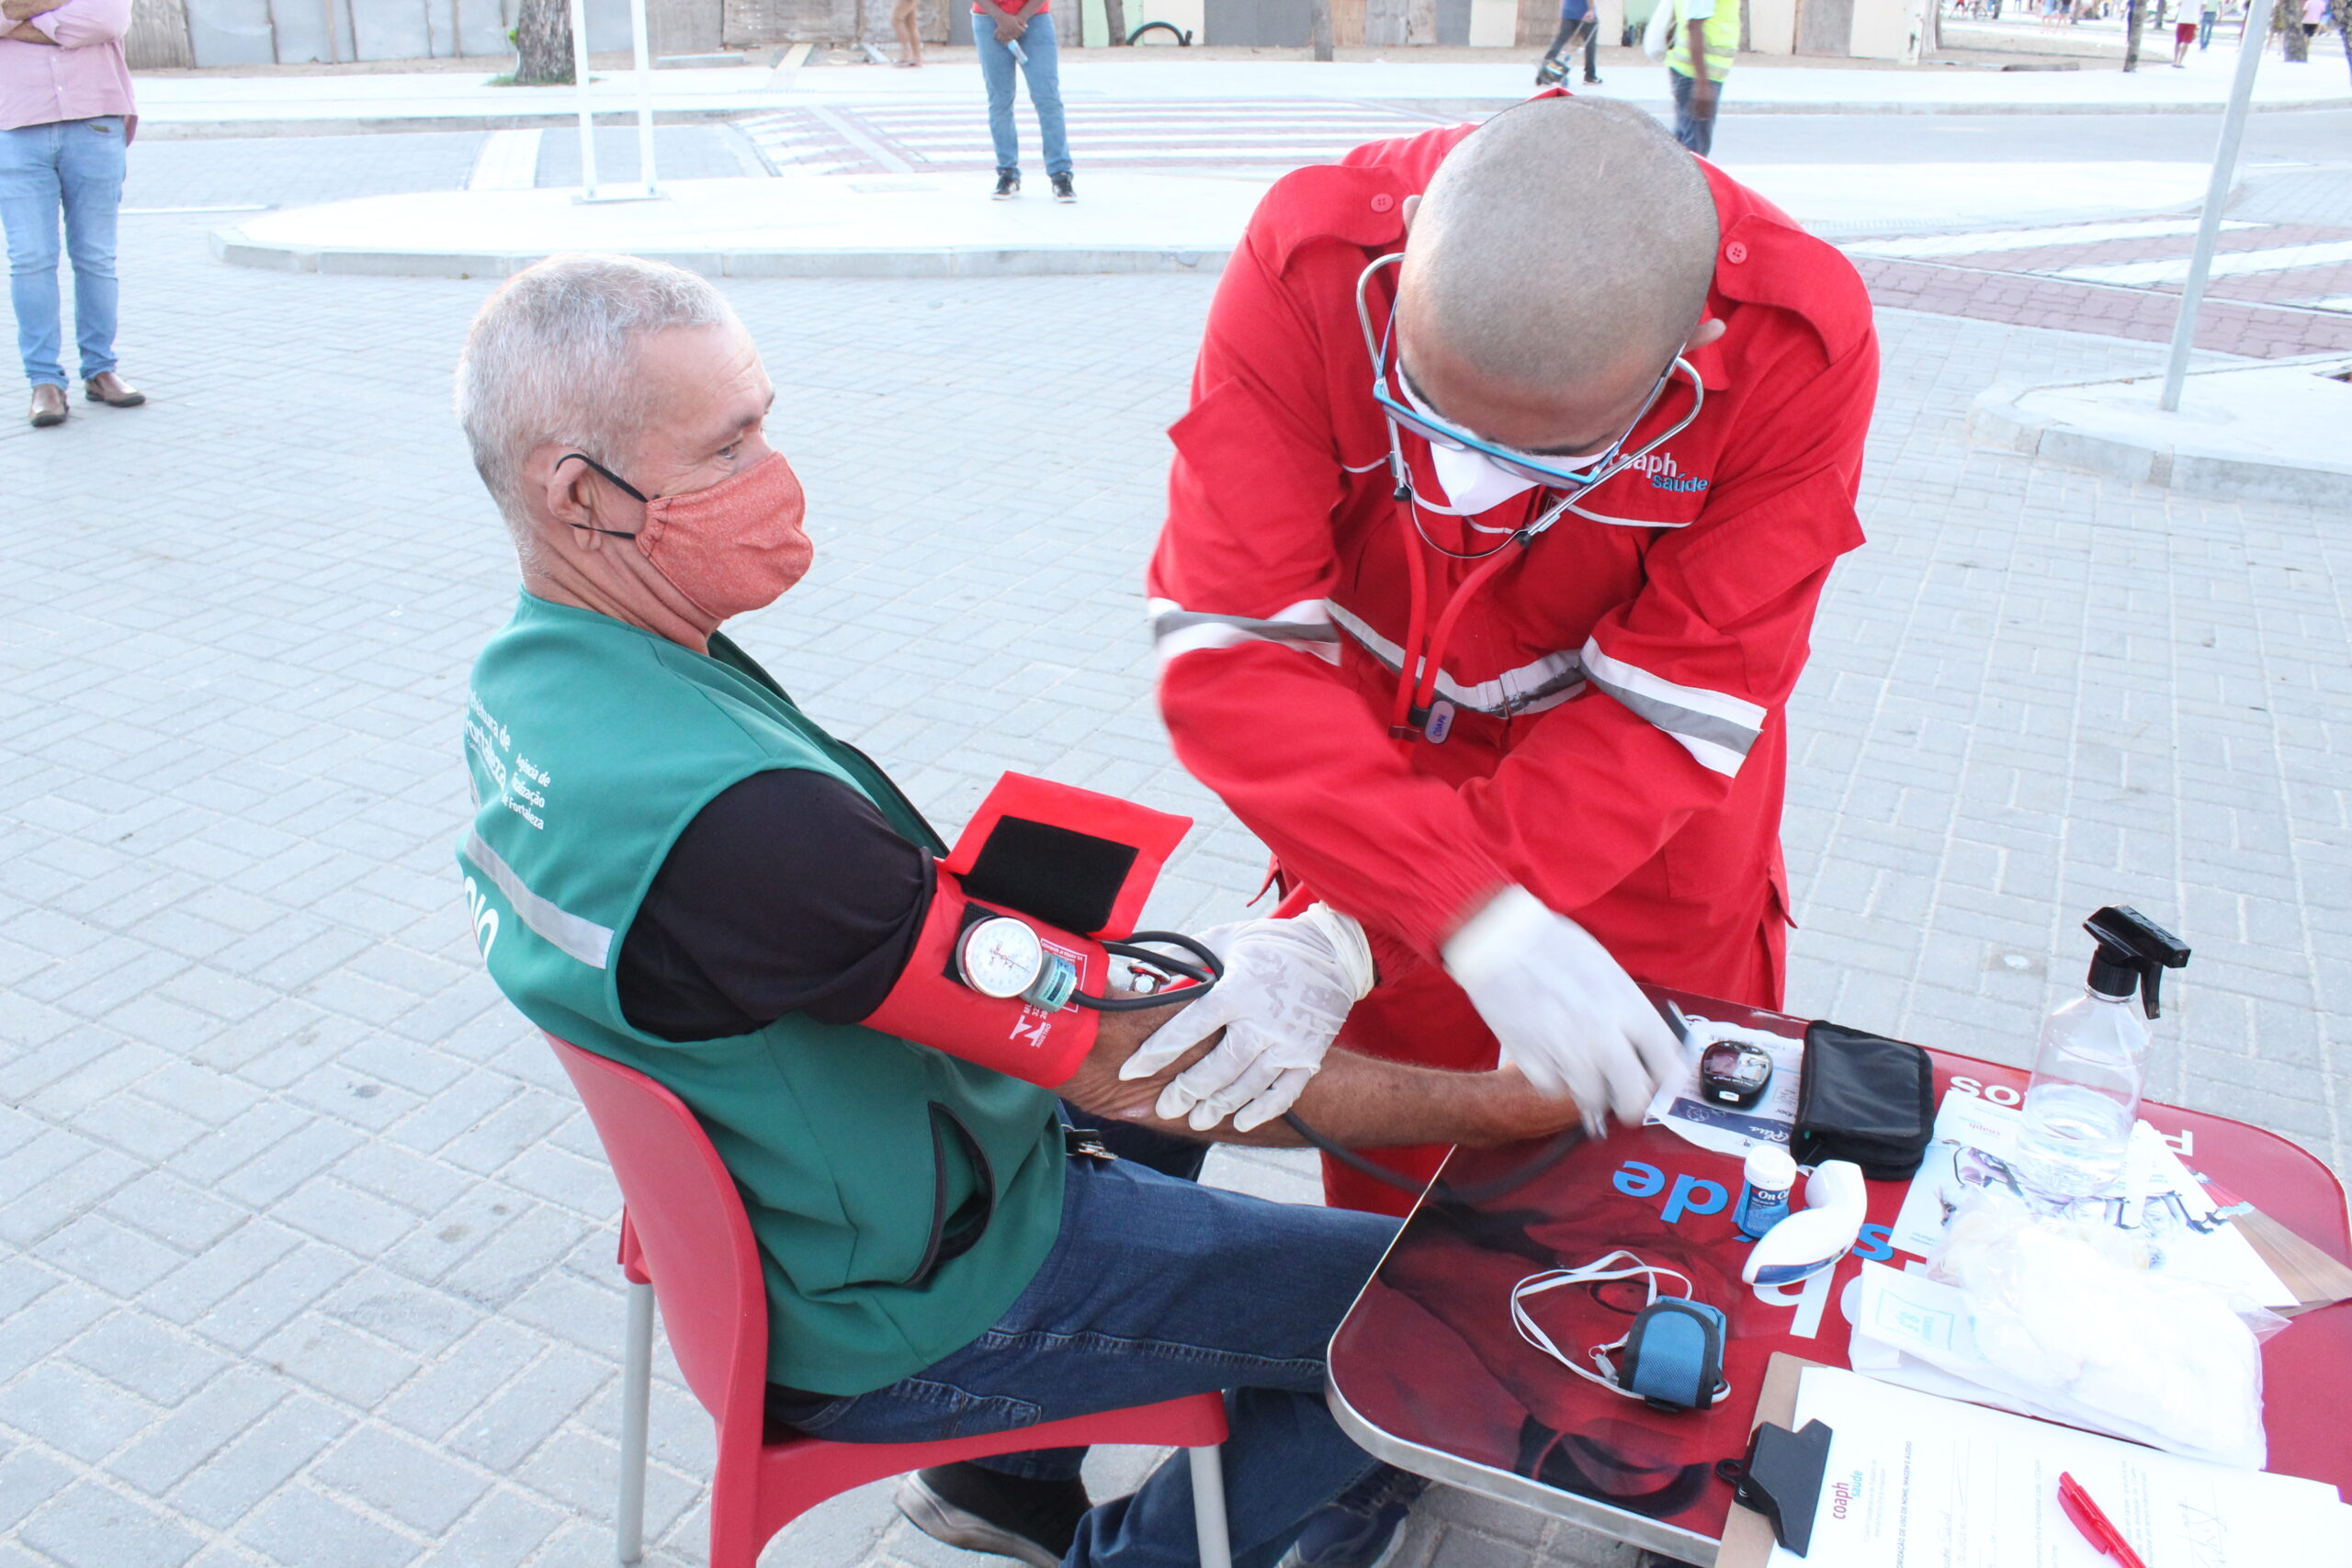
[2124,0,2143,66]
[2278,0,2308,58]
[1105,0,1129,40]
[1309,0,1335,57]
[514,0,574,84]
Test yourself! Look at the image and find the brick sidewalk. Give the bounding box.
[1,186,2346,1568]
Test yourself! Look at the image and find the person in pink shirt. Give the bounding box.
[2,0,143,428]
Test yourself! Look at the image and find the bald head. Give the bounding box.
[1396,97,1718,456]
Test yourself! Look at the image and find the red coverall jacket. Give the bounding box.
[1148,118,1879,1213]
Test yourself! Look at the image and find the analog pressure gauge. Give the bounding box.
[958,916,1046,999]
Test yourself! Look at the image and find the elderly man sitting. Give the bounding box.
[451,254,1594,1568]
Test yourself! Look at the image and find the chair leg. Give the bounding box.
[616,1280,655,1565]
[1187,1444,1232,1568]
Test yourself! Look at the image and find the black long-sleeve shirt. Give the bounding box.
[615,770,930,1041]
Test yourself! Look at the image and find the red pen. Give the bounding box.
[2058,1472,2149,1568]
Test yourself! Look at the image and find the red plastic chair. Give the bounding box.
[543,1033,1234,1567]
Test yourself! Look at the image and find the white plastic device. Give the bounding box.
[1741,1159,1865,1287]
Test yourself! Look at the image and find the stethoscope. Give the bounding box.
[1351,252,1707,743]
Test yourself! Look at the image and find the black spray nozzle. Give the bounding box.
[2083,905,2190,1019]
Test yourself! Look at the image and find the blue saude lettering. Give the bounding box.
[1662,1174,1728,1224]
[1613,1159,1666,1198]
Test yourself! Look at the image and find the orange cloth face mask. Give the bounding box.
[558,448,812,622]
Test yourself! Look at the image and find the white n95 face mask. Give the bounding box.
[1399,379,1541,517]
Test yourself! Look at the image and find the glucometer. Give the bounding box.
[1699,1038,1774,1109]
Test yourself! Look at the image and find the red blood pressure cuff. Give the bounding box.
[863,774,1193,1088]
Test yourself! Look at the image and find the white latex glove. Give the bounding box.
[1440,886,1684,1133]
[1115,903,1377,1134]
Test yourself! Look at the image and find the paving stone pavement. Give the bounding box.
[1,185,2347,1568]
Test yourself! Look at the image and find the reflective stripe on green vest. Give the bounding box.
[1667,0,1740,79]
[457,593,1065,1396]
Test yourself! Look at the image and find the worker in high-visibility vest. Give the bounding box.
[1668,0,1740,155]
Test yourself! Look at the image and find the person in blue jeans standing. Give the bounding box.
[1,0,145,428]
[975,0,1074,202]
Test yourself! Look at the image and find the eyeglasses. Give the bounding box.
[1354,251,1704,502]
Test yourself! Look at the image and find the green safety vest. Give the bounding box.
[1668,0,1740,79]
[456,592,1066,1396]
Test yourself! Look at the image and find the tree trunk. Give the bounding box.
[1104,0,1128,40]
[514,0,575,83]
[2335,0,2352,82]
[2123,0,2142,66]
[1309,0,1335,56]
[2277,0,2307,57]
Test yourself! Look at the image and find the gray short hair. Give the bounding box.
[454,253,735,533]
[1407,97,1718,389]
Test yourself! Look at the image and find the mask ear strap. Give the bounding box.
[1511,1252,1695,1399]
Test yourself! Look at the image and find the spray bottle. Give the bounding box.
[2014,906,2190,1200]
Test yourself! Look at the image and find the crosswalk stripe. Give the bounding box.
[468,129,544,192]
[2055,240,2352,287]
[1847,218,2261,259]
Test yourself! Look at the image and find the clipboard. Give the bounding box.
[1715,1353,1829,1568]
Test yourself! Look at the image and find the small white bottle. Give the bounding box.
[1735,1145,1798,1239]
[2015,907,2189,1201]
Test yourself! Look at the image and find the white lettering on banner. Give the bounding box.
[1751,1263,1836,1337]
[462,875,500,960]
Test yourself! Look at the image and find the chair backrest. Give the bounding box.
[545,1034,767,1441]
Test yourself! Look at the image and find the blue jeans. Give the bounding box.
[1668,69,1717,157]
[769,1151,1401,1568]
[0,116,125,389]
[975,10,1071,180]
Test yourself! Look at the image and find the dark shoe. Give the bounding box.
[1051,173,1075,202]
[84,371,145,408]
[1277,1467,1427,1568]
[894,1463,1089,1568]
[28,384,67,427]
[992,173,1021,199]
[1584,71,1604,83]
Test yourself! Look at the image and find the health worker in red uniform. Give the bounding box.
[1136,96,1880,1214]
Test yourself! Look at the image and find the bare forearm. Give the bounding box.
[1685,21,1712,86]
[1058,998,1583,1152]
[6,18,56,39]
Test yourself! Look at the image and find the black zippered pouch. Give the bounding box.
[1792,1021,1936,1180]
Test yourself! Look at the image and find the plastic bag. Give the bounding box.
[1924,1189,2284,1470]
[1643,0,1678,62]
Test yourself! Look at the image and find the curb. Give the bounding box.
[207,226,1233,278]
[1966,357,2352,506]
[137,96,2348,139]
[141,108,749,140]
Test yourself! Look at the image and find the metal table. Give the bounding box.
[1324,987,2352,1563]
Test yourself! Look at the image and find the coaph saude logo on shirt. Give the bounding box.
[1626,451,1710,492]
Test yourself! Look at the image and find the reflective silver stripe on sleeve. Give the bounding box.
[1325,602,1586,718]
[462,830,616,970]
[1577,637,1765,778]
[1149,598,1342,667]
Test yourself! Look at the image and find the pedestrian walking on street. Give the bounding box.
[1,0,141,428]
[2198,2,2217,47]
[1666,0,1739,156]
[1535,0,1603,85]
[2172,13,2197,60]
[892,0,923,65]
[975,0,1073,202]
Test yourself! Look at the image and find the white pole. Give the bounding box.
[2158,0,2270,412]
[628,0,660,197]
[570,0,600,198]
